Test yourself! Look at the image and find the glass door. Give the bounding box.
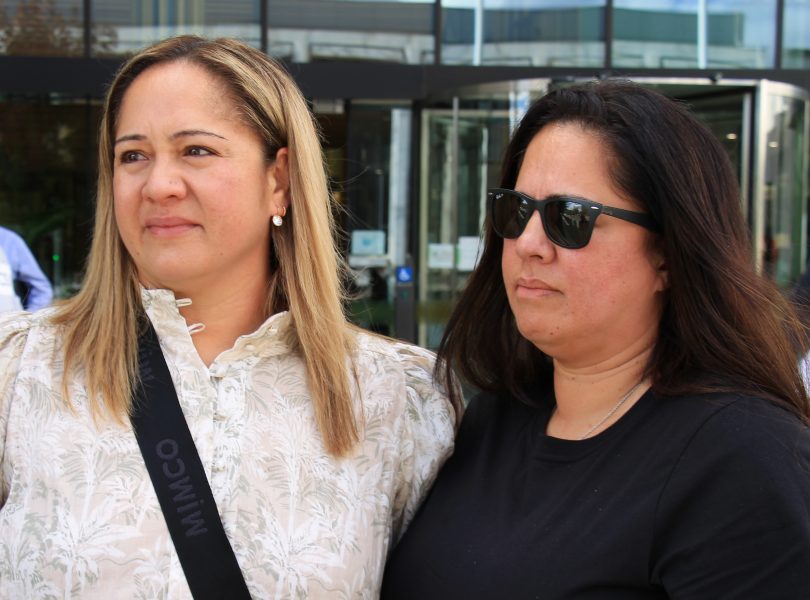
[417,102,510,349]
[753,81,810,286]
[625,78,810,288]
[685,89,753,220]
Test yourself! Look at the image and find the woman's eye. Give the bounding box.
[187,146,213,157]
[119,150,144,163]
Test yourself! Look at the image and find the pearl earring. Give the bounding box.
[272,214,283,227]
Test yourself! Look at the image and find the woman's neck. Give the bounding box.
[175,283,269,366]
[547,337,656,440]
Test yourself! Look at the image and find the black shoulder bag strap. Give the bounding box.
[131,320,252,599]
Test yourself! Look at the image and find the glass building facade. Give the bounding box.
[4,0,810,68]
[2,0,810,345]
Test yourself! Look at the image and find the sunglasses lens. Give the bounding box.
[491,191,528,238]
[490,191,595,248]
[544,199,592,248]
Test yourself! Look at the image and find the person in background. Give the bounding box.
[382,80,810,598]
[0,242,22,313]
[0,225,53,311]
[0,36,459,598]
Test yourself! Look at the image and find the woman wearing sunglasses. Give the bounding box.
[382,80,810,598]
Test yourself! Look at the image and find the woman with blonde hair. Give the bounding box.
[0,36,457,598]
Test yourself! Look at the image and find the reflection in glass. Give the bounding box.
[783,0,810,68]
[342,105,395,334]
[419,108,510,348]
[441,0,605,67]
[517,200,531,222]
[762,95,807,286]
[0,0,85,56]
[561,201,584,229]
[0,95,101,297]
[688,92,747,193]
[267,0,434,64]
[92,0,260,56]
[613,0,776,69]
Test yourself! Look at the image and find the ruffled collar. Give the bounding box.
[139,287,293,367]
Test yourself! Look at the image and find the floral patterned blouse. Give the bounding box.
[0,289,457,599]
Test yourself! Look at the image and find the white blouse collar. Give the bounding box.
[139,286,294,364]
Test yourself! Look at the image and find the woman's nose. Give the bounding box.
[142,159,187,202]
[513,210,556,261]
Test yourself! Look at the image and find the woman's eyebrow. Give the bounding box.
[113,133,145,146]
[113,129,227,146]
[170,129,228,141]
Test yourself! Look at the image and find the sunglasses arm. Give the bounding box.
[601,206,660,232]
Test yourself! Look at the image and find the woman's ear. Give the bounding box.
[648,238,669,292]
[656,262,669,292]
[653,251,669,292]
[267,147,290,210]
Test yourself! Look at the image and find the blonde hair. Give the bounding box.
[52,36,359,456]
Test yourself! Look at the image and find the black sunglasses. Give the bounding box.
[488,188,660,249]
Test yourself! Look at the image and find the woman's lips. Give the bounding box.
[144,217,198,237]
[515,277,559,298]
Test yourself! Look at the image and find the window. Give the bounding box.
[0,0,84,56]
[783,0,810,68]
[92,0,261,56]
[441,0,606,67]
[267,0,434,64]
[613,0,776,69]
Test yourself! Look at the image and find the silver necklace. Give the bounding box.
[577,380,644,440]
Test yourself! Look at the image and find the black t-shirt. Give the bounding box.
[381,387,810,599]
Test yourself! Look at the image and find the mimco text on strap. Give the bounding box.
[154,437,208,537]
[131,319,252,599]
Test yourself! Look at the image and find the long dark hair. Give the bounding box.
[437,79,810,422]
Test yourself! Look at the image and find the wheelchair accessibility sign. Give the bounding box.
[395,266,413,284]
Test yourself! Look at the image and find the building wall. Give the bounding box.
[1,1,809,335]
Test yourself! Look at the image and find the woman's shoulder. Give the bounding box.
[353,327,435,359]
[0,308,63,364]
[660,391,807,443]
[0,308,58,342]
[0,309,62,402]
[654,392,810,488]
[0,311,30,375]
[352,328,440,383]
[350,328,460,417]
[453,387,547,441]
[701,393,808,455]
